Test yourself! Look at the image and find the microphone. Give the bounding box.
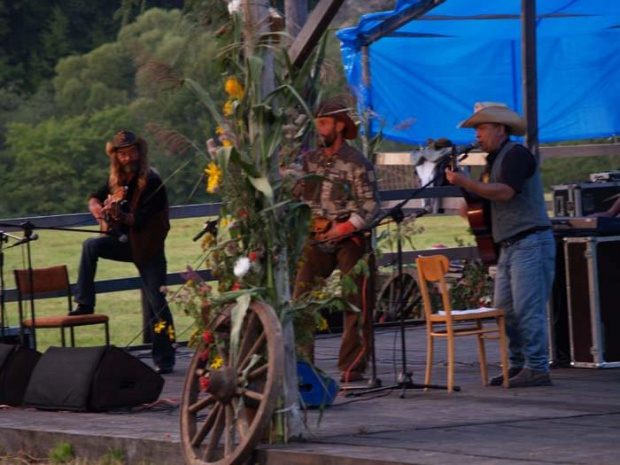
[13,233,39,247]
[453,141,481,154]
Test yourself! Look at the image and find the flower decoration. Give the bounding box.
[233,256,251,278]
[224,76,244,99]
[210,354,224,370]
[205,162,223,194]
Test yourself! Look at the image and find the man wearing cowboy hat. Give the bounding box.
[445,103,555,388]
[71,130,176,374]
[293,99,380,383]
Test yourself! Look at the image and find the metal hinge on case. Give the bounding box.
[590,346,599,357]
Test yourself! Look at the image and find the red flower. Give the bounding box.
[231,282,242,291]
[202,329,214,344]
[199,347,210,362]
[248,251,257,262]
[199,376,211,392]
[237,208,249,219]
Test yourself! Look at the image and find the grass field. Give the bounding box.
[2,214,472,352]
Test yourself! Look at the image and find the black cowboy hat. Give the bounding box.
[314,100,358,140]
[105,130,148,157]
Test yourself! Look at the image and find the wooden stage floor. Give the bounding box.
[2,324,619,464]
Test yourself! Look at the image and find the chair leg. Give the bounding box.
[61,327,66,347]
[424,330,434,391]
[497,316,509,388]
[70,327,76,347]
[476,332,488,386]
[447,334,454,394]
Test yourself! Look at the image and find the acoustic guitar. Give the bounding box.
[100,186,128,238]
[463,192,498,266]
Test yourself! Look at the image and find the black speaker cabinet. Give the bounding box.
[564,237,620,368]
[23,345,164,411]
[0,344,41,406]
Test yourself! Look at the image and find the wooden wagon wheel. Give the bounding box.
[181,300,284,465]
[375,269,422,323]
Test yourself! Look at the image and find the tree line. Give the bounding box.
[1,0,617,218]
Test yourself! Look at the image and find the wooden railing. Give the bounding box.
[1,188,477,344]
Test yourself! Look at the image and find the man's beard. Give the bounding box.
[121,162,139,173]
[317,133,336,148]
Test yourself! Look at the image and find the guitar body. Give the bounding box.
[463,192,498,266]
[100,186,128,237]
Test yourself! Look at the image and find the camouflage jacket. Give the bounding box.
[297,143,379,229]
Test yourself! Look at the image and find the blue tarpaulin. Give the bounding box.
[337,1,620,145]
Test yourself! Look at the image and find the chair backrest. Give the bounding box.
[415,255,452,320]
[14,265,71,297]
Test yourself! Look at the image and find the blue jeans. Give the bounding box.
[75,235,176,369]
[493,230,555,373]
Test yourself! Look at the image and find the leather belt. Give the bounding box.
[497,226,551,248]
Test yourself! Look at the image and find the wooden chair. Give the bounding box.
[14,265,110,349]
[415,255,509,393]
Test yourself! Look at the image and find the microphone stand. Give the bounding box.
[328,146,474,397]
[0,230,21,343]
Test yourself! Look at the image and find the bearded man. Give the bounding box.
[71,130,176,374]
[293,100,380,383]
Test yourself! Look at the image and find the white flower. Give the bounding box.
[227,0,242,14]
[233,256,251,278]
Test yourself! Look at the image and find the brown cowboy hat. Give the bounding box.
[314,100,358,140]
[105,130,148,157]
[458,102,526,136]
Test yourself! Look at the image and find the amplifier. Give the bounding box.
[564,236,620,368]
[552,182,620,217]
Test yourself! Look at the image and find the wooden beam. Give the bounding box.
[361,0,445,46]
[288,0,345,68]
[540,144,620,159]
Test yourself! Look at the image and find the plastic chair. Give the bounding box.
[416,255,509,393]
[14,265,110,349]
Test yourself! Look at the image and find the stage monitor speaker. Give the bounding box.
[23,345,164,411]
[0,343,41,406]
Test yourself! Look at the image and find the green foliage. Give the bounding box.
[48,442,73,464]
[541,154,620,189]
[0,106,135,216]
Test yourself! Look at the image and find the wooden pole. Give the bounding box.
[521,0,539,156]
[243,0,303,440]
[285,0,308,39]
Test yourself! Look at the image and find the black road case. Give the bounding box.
[552,182,620,217]
[564,236,620,368]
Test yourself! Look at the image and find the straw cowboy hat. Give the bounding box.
[458,102,526,136]
[314,100,358,140]
[105,130,148,157]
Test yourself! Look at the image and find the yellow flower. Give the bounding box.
[201,232,216,250]
[215,126,225,135]
[222,140,232,147]
[205,162,223,194]
[220,215,232,229]
[223,100,234,116]
[317,316,328,332]
[224,76,244,99]
[186,279,195,287]
[168,325,176,341]
[210,354,224,370]
[154,320,166,334]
